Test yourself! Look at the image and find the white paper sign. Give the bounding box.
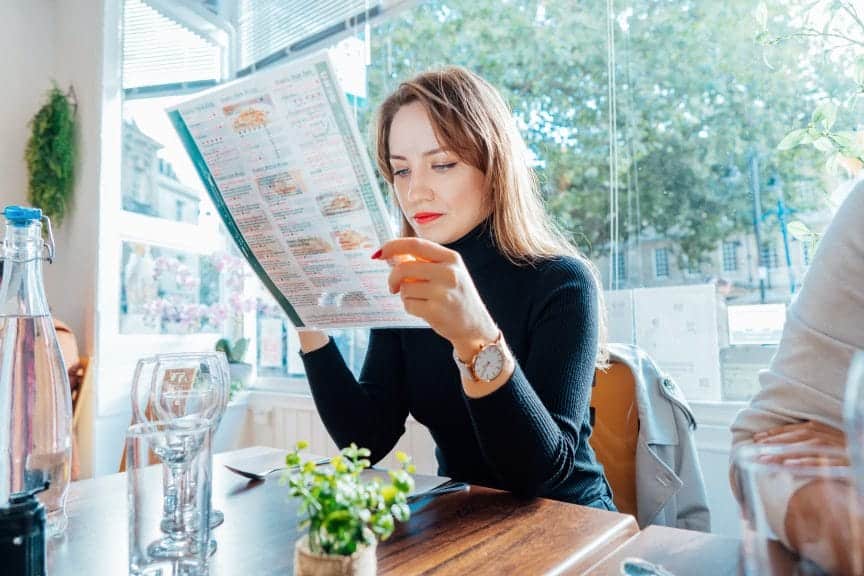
[632,284,724,401]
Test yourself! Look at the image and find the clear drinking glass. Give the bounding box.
[127,418,211,576]
[149,353,230,530]
[734,443,864,575]
[844,351,864,495]
[131,357,157,424]
[132,356,187,537]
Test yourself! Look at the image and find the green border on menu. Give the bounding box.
[167,109,306,328]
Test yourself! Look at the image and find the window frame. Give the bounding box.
[654,247,670,279]
[722,241,739,273]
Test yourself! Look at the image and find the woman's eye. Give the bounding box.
[433,162,457,172]
[392,168,409,178]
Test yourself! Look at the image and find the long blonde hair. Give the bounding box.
[374,66,608,366]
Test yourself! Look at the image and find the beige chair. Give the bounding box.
[589,343,710,531]
[589,361,639,517]
[55,318,87,481]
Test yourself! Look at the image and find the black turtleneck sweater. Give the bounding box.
[300,223,614,509]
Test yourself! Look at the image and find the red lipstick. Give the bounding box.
[413,212,443,224]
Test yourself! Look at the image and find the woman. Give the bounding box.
[299,66,613,508]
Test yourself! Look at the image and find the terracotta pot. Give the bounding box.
[293,536,377,576]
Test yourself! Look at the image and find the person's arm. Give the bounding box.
[785,476,864,576]
[300,328,408,463]
[730,182,864,451]
[463,259,599,496]
[729,182,864,552]
[746,421,863,575]
[298,330,329,353]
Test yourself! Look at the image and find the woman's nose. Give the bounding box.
[406,170,434,202]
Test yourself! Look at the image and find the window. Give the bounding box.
[118,0,390,392]
[654,248,670,279]
[760,242,779,269]
[235,0,387,72]
[122,0,224,95]
[802,241,812,266]
[359,0,852,404]
[614,251,627,283]
[118,1,260,388]
[722,241,739,273]
[117,0,855,405]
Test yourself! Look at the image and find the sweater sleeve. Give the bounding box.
[300,329,409,463]
[463,258,600,496]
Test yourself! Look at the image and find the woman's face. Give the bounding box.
[387,102,489,244]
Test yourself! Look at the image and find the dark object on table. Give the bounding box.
[0,485,48,576]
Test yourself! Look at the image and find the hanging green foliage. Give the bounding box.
[25,86,77,227]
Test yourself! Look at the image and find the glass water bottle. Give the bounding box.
[0,206,72,537]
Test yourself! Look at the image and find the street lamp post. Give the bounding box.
[765,174,797,295]
[748,149,767,303]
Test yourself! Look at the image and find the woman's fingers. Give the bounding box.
[397,279,447,301]
[374,237,458,264]
[388,261,458,294]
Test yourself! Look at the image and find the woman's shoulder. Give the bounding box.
[523,254,599,291]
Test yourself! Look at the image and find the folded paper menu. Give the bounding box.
[168,51,425,330]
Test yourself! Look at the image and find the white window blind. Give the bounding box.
[123,0,222,91]
[236,0,383,70]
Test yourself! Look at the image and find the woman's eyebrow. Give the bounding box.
[389,147,449,161]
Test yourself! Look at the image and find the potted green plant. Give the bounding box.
[25,85,77,227]
[284,442,415,576]
[215,337,251,398]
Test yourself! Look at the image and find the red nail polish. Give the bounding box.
[371,249,382,260]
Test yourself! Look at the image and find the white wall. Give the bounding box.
[0,2,56,210]
[0,0,104,353]
[43,0,109,354]
[0,0,110,477]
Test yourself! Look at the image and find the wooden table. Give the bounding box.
[50,446,639,575]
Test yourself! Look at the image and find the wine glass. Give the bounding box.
[128,417,212,573]
[844,350,864,495]
[132,356,186,539]
[149,352,230,531]
[131,357,157,424]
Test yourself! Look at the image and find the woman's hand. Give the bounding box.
[298,330,330,354]
[374,237,499,362]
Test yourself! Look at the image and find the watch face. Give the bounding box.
[473,344,505,381]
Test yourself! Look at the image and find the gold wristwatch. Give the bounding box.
[452,332,506,383]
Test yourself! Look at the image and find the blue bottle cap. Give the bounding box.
[3,206,42,225]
